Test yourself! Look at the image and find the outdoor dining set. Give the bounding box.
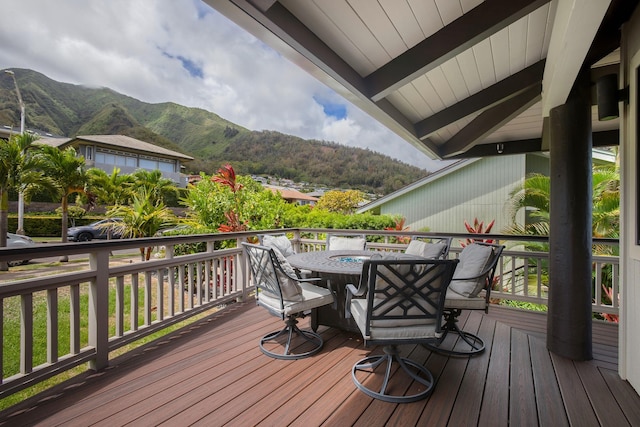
[243,233,503,403]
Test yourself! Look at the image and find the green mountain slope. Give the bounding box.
[0,68,428,193]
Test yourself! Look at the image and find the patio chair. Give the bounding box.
[405,236,452,259]
[345,256,459,403]
[242,242,334,360]
[326,233,367,250]
[424,242,505,356]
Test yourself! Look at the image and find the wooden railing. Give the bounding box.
[0,229,619,399]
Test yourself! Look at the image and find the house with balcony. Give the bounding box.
[1,1,640,424]
[40,134,194,187]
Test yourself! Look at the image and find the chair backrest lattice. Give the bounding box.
[243,242,306,315]
[362,259,459,338]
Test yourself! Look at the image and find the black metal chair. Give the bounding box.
[425,242,505,356]
[405,236,452,259]
[243,242,334,360]
[345,257,459,403]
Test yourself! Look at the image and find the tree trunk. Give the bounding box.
[0,189,9,271]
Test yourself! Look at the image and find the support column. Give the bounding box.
[547,69,593,360]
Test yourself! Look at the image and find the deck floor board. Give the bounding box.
[0,302,637,427]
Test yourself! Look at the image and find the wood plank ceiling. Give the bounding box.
[206,0,637,160]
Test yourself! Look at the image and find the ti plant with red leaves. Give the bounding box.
[460,217,495,247]
[384,217,411,244]
[600,283,619,323]
[211,164,248,232]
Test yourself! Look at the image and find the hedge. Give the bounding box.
[7,216,106,237]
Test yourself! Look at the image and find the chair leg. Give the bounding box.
[423,309,485,356]
[352,345,435,403]
[260,316,324,360]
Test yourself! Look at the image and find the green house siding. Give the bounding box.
[365,154,552,234]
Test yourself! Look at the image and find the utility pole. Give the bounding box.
[5,70,26,235]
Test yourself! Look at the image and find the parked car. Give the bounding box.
[67,218,124,242]
[7,232,35,265]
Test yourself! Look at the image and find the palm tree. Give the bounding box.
[107,189,177,260]
[86,167,134,206]
[506,168,619,240]
[0,133,47,270]
[132,169,178,205]
[39,146,88,252]
[592,165,620,239]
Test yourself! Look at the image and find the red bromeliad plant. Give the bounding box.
[461,217,495,247]
[385,217,411,244]
[211,164,247,232]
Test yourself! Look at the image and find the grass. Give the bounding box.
[0,270,221,411]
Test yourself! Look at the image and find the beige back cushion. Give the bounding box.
[405,240,447,259]
[448,244,493,297]
[262,235,295,257]
[328,236,366,250]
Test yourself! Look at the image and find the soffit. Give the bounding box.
[207,0,634,160]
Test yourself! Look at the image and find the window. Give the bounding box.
[158,160,175,173]
[139,158,157,170]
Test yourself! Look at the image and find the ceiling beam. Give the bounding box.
[364,0,550,101]
[447,128,619,158]
[448,138,543,158]
[440,84,542,158]
[541,0,612,116]
[415,60,545,139]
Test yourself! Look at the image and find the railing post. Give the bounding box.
[88,249,110,371]
[292,230,302,253]
[237,237,247,302]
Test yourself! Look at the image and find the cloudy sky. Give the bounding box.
[0,0,449,171]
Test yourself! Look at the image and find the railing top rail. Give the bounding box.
[0,228,619,263]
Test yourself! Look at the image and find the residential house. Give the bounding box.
[265,185,319,206]
[40,134,193,187]
[359,150,615,234]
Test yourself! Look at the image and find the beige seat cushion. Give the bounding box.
[444,288,487,310]
[258,281,334,316]
[350,298,438,340]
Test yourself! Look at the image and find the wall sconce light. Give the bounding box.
[596,74,620,121]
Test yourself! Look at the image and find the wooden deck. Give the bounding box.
[0,303,638,426]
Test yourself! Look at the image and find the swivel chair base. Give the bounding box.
[260,316,323,360]
[352,345,435,403]
[423,309,485,356]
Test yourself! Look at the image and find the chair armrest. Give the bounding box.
[345,283,365,319]
[296,277,322,284]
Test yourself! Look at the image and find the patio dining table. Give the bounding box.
[287,250,416,332]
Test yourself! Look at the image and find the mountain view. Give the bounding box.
[0,69,429,194]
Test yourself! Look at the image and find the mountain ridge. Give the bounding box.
[0,68,428,194]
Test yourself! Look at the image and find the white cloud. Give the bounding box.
[0,0,450,171]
